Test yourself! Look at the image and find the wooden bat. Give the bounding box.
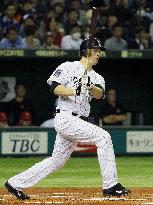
[83,1,102,84]
[88,6,99,50]
[85,0,101,74]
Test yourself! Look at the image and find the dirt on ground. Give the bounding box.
[0,187,153,205]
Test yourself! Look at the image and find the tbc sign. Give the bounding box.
[1,132,48,154]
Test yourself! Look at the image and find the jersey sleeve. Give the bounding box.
[96,75,105,91]
[47,63,69,86]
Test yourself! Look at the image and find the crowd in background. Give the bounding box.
[0,0,153,50]
[0,0,151,127]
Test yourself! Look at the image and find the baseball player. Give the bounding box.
[4,38,130,200]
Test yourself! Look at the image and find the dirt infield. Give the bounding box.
[0,187,153,205]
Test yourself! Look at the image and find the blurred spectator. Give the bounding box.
[53,2,65,23]
[61,24,82,50]
[23,25,41,49]
[64,9,81,35]
[128,26,149,49]
[129,0,153,18]
[32,0,48,18]
[42,31,59,49]
[20,0,35,16]
[0,0,152,50]
[7,83,35,126]
[129,0,153,31]
[0,112,9,128]
[20,14,36,37]
[100,89,127,126]
[47,17,64,47]
[50,0,66,6]
[0,3,21,35]
[17,111,33,126]
[45,9,56,21]
[67,0,81,11]
[98,0,110,17]
[96,15,118,44]
[82,24,90,39]
[110,0,130,24]
[0,26,26,48]
[104,23,127,50]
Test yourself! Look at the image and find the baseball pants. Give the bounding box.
[8,110,118,190]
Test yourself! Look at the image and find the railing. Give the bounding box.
[0,49,153,59]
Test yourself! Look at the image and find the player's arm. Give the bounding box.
[102,114,127,124]
[51,82,76,96]
[102,115,118,124]
[114,114,127,122]
[54,85,76,96]
[90,84,104,99]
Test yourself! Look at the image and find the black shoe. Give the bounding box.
[4,181,30,200]
[103,183,131,197]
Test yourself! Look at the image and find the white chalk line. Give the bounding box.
[24,202,64,204]
[1,193,153,204]
[83,197,146,201]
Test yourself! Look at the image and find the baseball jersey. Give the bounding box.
[47,61,105,117]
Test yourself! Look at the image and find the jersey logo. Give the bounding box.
[53,69,62,77]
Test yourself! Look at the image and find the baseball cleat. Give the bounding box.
[103,183,131,197]
[4,181,30,200]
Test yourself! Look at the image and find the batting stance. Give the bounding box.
[4,38,130,200]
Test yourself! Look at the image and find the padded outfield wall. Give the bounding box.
[0,127,153,156]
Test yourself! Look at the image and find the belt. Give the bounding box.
[56,109,88,121]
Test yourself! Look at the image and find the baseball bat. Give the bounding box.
[83,1,101,79]
[84,1,100,75]
[88,6,99,50]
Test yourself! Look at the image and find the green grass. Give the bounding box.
[0,156,152,188]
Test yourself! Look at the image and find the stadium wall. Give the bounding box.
[0,127,153,156]
[0,55,153,125]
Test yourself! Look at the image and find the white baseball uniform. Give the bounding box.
[8,61,118,190]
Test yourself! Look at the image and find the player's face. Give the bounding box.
[16,85,26,97]
[88,48,102,66]
[107,89,117,102]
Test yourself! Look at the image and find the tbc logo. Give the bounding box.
[10,139,40,153]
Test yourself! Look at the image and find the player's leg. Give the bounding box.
[54,112,130,196]
[6,134,77,190]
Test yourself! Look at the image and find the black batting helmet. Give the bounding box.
[80,38,105,56]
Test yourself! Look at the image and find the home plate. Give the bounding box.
[83,197,146,201]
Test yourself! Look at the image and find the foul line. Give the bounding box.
[24,202,64,204]
[83,197,146,201]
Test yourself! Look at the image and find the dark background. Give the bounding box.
[0,57,153,125]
